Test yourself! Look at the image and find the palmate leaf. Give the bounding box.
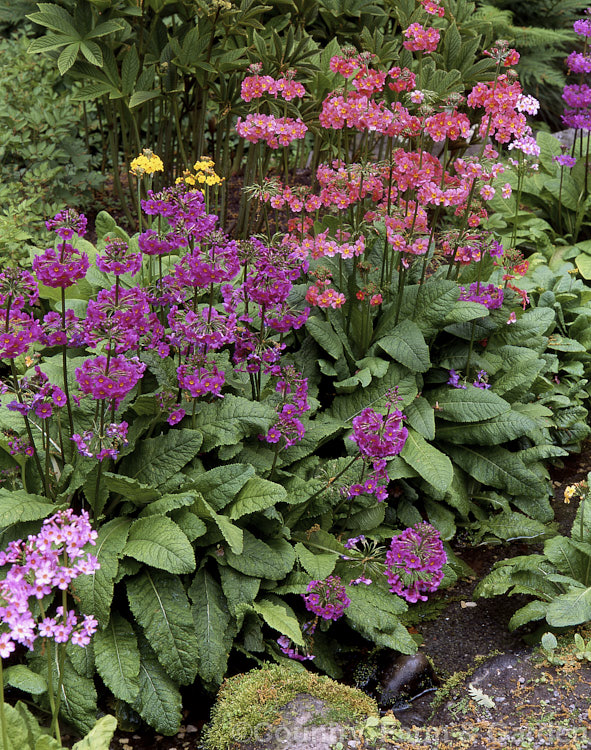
[72,517,131,627]
[133,636,182,736]
[124,515,195,574]
[94,614,140,704]
[119,428,203,487]
[193,395,275,451]
[445,445,547,498]
[189,569,235,685]
[127,570,199,685]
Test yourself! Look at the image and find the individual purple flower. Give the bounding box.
[447,369,467,389]
[384,522,446,603]
[302,576,351,621]
[554,154,577,168]
[33,245,89,288]
[96,237,142,276]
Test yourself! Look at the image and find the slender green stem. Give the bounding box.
[10,361,48,496]
[0,661,8,750]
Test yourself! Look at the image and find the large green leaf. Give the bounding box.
[189,569,235,685]
[71,715,117,750]
[94,614,140,704]
[254,596,304,646]
[225,530,295,580]
[193,395,275,451]
[190,464,255,511]
[445,445,547,498]
[305,317,343,359]
[72,517,131,627]
[426,386,510,422]
[546,586,591,627]
[219,567,261,618]
[119,429,203,487]
[133,637,182,736]
[124,515,195,574]
[227,477,287,519]
[435,410,536,445]
[295,542,337,579]
[377,320,430,372]
[401,428,453,493]
[404,397,435,441]
[102,473,159,504]
[193,496,243,553]
[543,536,591,581]
[345,584,415,654]
[3,665,47,696]
[127,570,199,685]
[0,489,54,529]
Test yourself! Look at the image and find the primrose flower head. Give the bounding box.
[130,148,164,177]
[302,576,351,621]
[385,522,446,603]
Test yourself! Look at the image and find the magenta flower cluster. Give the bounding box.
[458,282,504,310]
[5,366,66,423]
[263,367,309,448]
[72,421,129,461]
[302,576,351,621]
[0,509,99,658]
[384,522,446,603]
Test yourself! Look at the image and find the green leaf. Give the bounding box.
[58,42,80,74]
[401,428,453,493]
[227,477,287,520]
[3,665,47,695]
[225,530,295,580]
[0,489,54,529]
[219,567,261,618]
[121,45,139,95]
[546,586,591,627]
[189,569,234,685]
[482,511,551,542]
[119,429,203,487]
[72,517,131,627]
[193,395,275,452]
[295,542,337,579]
[405,397,435,441]
[128,90,160,108]
[94,614,140,704]
[544,535,590,581]
[576,254,591,280]
[508,600,548,631]
[138,492,198,518]
[102,472,159,504]
[377,320,430,372]
[133,637,182,736]
[127,570,199,685]
[0,701,30,750]
[80,40,102,66]
[190,464,255,511]
[435,410,536,445]
[71,715,117,750]
[254,596,304,646]
[305,317,343,359]
[426,386,510,422]
[345,584,415,654]
[446,445,547,498]
[124,515,195,574]
[193,496,243,553]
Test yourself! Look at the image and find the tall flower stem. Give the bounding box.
[60,289,75,457]
[10,361,48,496]
[0,660,8,750]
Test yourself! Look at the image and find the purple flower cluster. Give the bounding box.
[33,244,90,289]
[72,421,129,461]
[0,311,42,359]
[263,367,309,448]
[563,12,591,129]
[448,369,491,390]
[0,267,39,310]
[384,522,446,603]
[75,355,146,408]
[45,208,87,240]
[302,576,351,620]
[554,154,577,168]
[351,404,408,459]
[0,509,99,658]
[458,282,504,309]
[5,366,66,420]
[96,237,142,276]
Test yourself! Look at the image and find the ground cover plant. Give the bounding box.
[2,0,591,743]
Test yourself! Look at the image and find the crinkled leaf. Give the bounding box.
[72,517,131,627]
[295,542,337,579]
[133,636,182,736]
[0,490,54,529]
[345,584,415,654]
[188,569,234,685]
[102,473,159,504]
[508,600,548,631]
[94,614,140,704]
[193,395,275,451]
[546,586,591,627]
[377,320,430,372]
[426,386,510,422]
[254,595,304,646]
[225,530,295,580]
[124,515,195,574]
[401,428,452,493]
[193,496,243,553]
[119,429,203,487]
[3,665,47,695]
[189,464,255,511]
[138,492,199,518]
[127,570,199,685]
[71,715,117,750]
[435,410,536,445]
[219,567,261,618]
[227,477,287,520]
[405,397,435,441]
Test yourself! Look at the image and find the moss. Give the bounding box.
[203,663,379,750]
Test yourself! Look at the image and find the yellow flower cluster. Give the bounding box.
[563,480,588,504]
[176,157,223,188]
[130,149,164,177]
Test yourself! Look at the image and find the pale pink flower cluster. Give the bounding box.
[236,114,307,148]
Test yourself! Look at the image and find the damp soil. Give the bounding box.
[76,444,591,750]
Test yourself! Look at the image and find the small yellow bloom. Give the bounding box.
[130,148,164,177]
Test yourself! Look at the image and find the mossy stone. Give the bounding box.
[203,663,380,750]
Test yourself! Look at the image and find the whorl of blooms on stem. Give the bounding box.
[130,148,164,177]
[350,389,408,459]
[45,208,87,240]
[384,522,446,603]
[33,244,90,288]
[302,576,351,621]
[241,67,306,102]
[96,238,142,276]
[262,367,309,448]
[41,309,84,348]
[402,23,440,53]
[458,282,504,310]
[236,114,308,149]
[0,509,99,656]
[6,366,66,420]
[0,312,42,359]
[75,355,146,408]
[71,421,129,461]
[554,154,577,168]
[0,268,39,310]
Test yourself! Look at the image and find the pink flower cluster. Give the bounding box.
[236,114,307,148]
[402,23,441,53]
[0,510,99,658]
[384,522,446,603]
[263,367,309,448]
[241,73,306,102]
[302,576,351,621]
[75,355,146,408]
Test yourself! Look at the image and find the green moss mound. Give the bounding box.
[203,663,379,750]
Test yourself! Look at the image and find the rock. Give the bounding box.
[378,653,438,710]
